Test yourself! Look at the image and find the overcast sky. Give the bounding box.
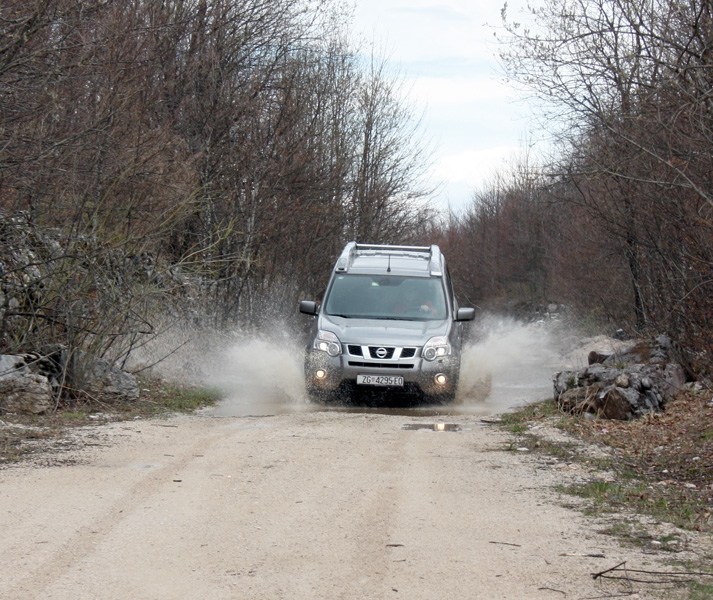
[351,0,536,214]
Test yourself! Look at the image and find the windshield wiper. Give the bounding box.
[369,316,414,321]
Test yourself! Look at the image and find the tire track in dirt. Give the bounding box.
[4,419,226,599]
[204,413,411,599]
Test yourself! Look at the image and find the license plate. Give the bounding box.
[357,374,404,387]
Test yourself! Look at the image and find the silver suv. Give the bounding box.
[299,242,475,403]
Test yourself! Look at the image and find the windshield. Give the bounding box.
[324,274,448,321]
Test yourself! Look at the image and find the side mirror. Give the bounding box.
[299,300,318,315]
[455,307,475,322]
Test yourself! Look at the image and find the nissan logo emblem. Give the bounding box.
[375,347,388,359]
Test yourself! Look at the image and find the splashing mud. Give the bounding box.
[456,315,566,414]
[208,337,307,416]
[136,315,576,417]
[128,324,308,416]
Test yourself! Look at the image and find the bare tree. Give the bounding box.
[494,0,713,367]
[1,0,440,389]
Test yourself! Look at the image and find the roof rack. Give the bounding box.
[335,242,443,276]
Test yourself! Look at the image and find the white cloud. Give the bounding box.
[407,76,513,106]
[353,0,537,211]
[436,147,520,186]
[428,146,521,213]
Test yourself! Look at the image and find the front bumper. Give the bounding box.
[304,348,460,398]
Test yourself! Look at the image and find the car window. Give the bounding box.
[324,274,447,320]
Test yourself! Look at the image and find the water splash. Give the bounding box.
[135,314,577,417]
[209,336,307,416]
[457,314,565,413]
[127,322,308,416]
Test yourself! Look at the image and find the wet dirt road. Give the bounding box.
[1,409,664,599]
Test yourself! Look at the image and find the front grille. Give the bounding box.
[347,346,418,360]
[367,346,395,359]
[348,362,414,369]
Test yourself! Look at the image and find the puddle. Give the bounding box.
[401,423,460,432]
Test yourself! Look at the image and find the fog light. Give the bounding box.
[435,373,447,385]
[315,369,326,379]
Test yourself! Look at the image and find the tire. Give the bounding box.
[306,385,339,404]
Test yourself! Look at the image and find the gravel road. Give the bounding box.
[1,408,668,599]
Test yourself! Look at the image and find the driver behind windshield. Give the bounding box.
[325,275,446,320]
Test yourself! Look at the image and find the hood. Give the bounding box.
[319,314,450,346]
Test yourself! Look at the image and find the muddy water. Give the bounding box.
[201,316,569,418]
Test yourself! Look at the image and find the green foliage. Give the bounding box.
[688,581,713,600]
[154,385,222,414]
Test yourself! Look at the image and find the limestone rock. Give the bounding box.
[597,386,641,420]
[79,355,139,401]
[0,350,139,406]
[0,354,31,380]
[554,335,688,420]
[0,373,53,414]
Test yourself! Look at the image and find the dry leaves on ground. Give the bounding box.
[577,391,713,532]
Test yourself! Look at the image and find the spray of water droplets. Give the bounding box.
[133,314,588,417]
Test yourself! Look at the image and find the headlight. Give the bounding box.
[315,330,341,357]
[423,336,450,361]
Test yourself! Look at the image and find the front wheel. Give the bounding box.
[306,384,342,404]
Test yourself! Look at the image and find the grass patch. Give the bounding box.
[561,479,705,535]
[499,394,713,535]
[132,380,222,417]
[498,398,573,437]
[689,582,713,600]
[163,385,222,411]
[498,398,562,428]
[595,519,680,551]
[0,425,58,464]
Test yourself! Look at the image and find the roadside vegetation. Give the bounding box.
[1,0,712,396]
[436,0,713,379]
[498,393,713,597]
[0,379,221,466]
[0,0,434,403]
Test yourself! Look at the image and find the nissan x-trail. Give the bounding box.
[299,242,475,403]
